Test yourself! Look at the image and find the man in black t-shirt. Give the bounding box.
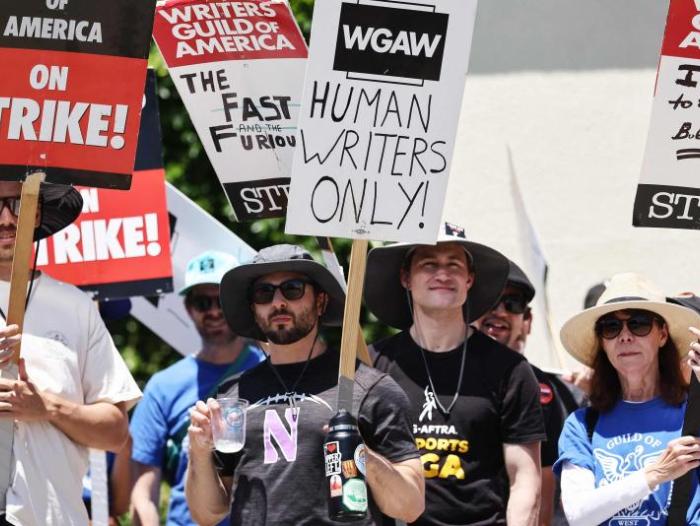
[476,260,572,525]
[185,244,423,526]
[365,223,545,526]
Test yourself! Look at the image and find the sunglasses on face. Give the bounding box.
[0,196,21,217]
[187,295,221,313]
[250,278,312,305]
[495,294,528,315]
[595,311,663,340]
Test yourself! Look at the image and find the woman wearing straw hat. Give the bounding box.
[554,273,700,526]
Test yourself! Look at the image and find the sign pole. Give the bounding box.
[336,239,368,412]
[0,171,44,509]
[317,237,371,366]
[7,172,44,362]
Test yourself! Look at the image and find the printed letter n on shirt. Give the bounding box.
[263,408,299,464]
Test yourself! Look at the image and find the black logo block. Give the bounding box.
[333,2,448,82]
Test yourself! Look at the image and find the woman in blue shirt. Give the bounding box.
[554,273,700,526]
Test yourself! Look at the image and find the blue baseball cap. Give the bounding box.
[178,250,240,296]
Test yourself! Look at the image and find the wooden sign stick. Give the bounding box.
[316,237,371,366]
[336,239,368,412]
[7,172,44,363]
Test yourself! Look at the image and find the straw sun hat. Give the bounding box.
[560,273,700,367]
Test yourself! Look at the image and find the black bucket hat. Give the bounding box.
[364,223,509,329]
[219,244,346,340]
[36,183,83,241]
[507,260,535,303]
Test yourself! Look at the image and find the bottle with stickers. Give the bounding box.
[323,409,368,522]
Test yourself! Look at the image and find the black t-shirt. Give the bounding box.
[372,330,546,526]
[530,365,569,468]
[214,348,418,526]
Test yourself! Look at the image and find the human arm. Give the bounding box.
[504,441,541,526]
[557,412,700,526]
[110,434,133,519]
[365,451,424,523]
[560,462,652,526]
[130,463,162,526]
[0,358,129,451]
[185,398,233,526]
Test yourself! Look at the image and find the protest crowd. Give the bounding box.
[2,1,700,526]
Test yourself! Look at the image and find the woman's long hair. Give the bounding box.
[589,327,688,412]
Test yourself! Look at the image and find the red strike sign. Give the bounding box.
[0,0,156,189]
[37,170,172,297]
[0,51,143,176]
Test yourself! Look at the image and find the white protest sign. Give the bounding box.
[285,0,477,243]
[130,183,255,356]
[153,0,308,221]
[634,0,700,228]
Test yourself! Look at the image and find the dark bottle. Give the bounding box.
[323,409,368,522]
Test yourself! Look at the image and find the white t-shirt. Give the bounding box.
[0,274,142,526]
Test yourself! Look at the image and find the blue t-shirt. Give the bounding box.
[554,397,700,525]
[130,346,264,526]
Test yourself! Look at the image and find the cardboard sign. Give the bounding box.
[634,0,700,228]
[153,0,308,220]
[131,183,256,356]
[0,0,156,189]
[37,70,173,300]
[285,0,477,243]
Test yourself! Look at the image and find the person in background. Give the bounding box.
[476,260,570,525]
[130,251,263,526]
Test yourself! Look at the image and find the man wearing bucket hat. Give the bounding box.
[366,223,545,526]
[0,180,142,526]
[186,244,424,526]
[477,260,573,526]
[554,273,700,525]
[130,251,263,526]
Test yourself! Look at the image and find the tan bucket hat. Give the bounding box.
[560,272,700,367]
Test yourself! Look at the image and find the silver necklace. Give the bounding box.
[417,335,467,417]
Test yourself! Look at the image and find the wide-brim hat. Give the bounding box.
[220,244,346,340]
[560,273,700,367]
[364,223,509,329]
[36,183,83,240]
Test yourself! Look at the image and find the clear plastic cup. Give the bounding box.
[211,398,248,453]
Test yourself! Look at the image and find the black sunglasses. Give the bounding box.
[187,295,221,313]
[250,278,312,305]
[495,294,528,315]
[0,196,21,217]
[595,311,663,340]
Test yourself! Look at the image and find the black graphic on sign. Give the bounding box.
[224,177,290,221]
[633,184,700,229]
[332,2,448,83]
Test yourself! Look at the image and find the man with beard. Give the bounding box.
[476,260,571,526]
[0,181,141,526]
[366,224,545,526]
[186,244,424,526]
[130,251,263,526]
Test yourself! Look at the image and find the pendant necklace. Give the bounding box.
[265,332,320,420]
[416,327,468,417]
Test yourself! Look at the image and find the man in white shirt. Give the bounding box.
[0,181,142,526]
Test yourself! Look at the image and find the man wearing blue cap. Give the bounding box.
[130,250,263,526]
